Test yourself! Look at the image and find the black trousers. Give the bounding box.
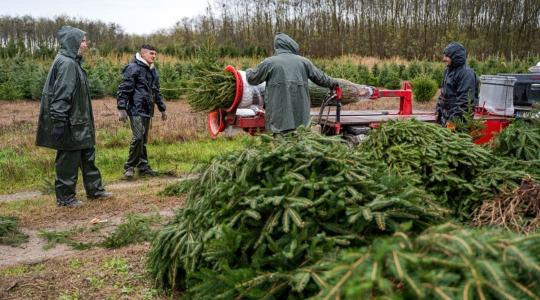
[125,116,151,171]
[55,147,105,204]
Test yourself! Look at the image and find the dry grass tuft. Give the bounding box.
[0,98,209,153]
[91,98,208,144]
[472,178,540,233]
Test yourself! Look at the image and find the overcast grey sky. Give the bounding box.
[2,0,210,35]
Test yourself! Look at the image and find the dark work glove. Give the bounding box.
[52,124,66,141]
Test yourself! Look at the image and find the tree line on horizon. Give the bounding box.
[1,0,539,60]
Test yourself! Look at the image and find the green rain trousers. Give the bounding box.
[55,147,105,205]
[124,116,151,171]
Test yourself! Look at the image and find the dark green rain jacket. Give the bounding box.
[36,26,96,150]
[247,33,336,133]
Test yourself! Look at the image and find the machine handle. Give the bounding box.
[335,86,343,101]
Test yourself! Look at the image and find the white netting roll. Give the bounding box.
[238,71,265,109]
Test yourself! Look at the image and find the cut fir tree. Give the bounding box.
[184,66,373,112]
[184,64,237,112]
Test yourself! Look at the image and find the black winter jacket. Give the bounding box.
[116,54,166,117]
[436,42,478,125]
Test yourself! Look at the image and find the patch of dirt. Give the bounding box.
[0,207,176,268]
[0,176,183,203]
[0,229,77,268]
[1,177,186,230]
[106,176,182,191]
[0,174,185,269]
[0,192,42,203]
[0,244,176,299]
[0,101,40,129]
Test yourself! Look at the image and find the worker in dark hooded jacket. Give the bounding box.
[116,44,167,179]
[36,26,110,207]
[435,42,479,127]
[246,33,338,133]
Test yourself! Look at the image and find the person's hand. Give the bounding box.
[161,111,168,121]
[118,110,128,122]
[445,121,456,131]
[52,124,66,141]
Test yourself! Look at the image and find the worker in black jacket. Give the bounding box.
[435,42,479,127]
[116,44,167,179]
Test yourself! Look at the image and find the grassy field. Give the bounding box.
[0,98,248,194]
[0,98,250,299]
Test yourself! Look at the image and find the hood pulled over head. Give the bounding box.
[443,42,467,68]
[57,26,86,58]
[274,33,299,55]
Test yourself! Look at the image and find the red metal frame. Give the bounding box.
[369,81,413,115]
[225,65,244,113]
[472,108,512,144]
[317,82,414,136]
[236,115,266,134]
[473,119,511,145]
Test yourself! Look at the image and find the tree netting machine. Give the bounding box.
[207,66,539,144]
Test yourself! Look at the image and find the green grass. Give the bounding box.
[104,257,130,275]
[0,197,50,216]
[69,258,84,269]
[97,126,131,148]
[0,147,55,194]
[0,264,45,277]
[58,290,82,300]
[103,257,139,296]
[0,136,248,194]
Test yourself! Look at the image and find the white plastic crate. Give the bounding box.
[479,75,516,116]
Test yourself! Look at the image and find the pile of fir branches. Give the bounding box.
[149,120,540,298]
[148,128,448,293]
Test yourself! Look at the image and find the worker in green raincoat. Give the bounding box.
[36,26,111,207]
[247,33,338,133]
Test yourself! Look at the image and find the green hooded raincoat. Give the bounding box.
[36,26,95,150]
[247,33,336,133]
